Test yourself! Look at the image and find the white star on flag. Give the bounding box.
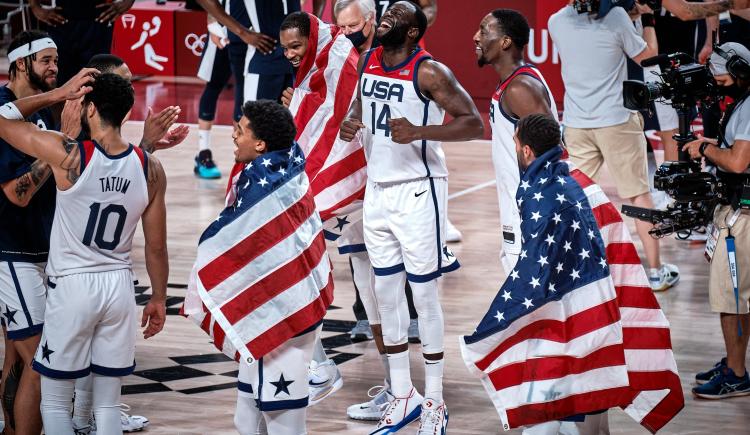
[531,211,542,222]
[278,167,287,175]
[556,193,566,204]
[509,270,520,280]
[571,220,581,231]
[520,250,528,259]
[588,229,596,239]
[563,241,572,252]
[533,192,544,201]
[287,149,295,157]
[530,277,541,288]
[556,262,564,273]
[579,249,590,260]
[599,257,608,268]
[530,232,539,239]
[549,283,557,293]
[294,155,303,164]
[494,311,505,322]
[570,269,581,280]
[552,213,562,224]
[236,198,243,208]
[261,158,272,167]
[520,180,531,191]
[522,298,534,309]
[537,255,549,267]
[545,161,552,169]
[258,177,269,187]
[501,290,512,301]
[545,234,555,246]
[557,176,566,185]
[575,201,583,211]
[244,180,250,189]
[539,177,548,184]
[517,198,524,206]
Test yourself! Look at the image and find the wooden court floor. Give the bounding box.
[7,123,749,434]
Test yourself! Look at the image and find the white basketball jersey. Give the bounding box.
[360,47,447,183]
[490,64,557,256]
[46,141,150,277]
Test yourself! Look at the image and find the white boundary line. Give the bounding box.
[448,179,496,201]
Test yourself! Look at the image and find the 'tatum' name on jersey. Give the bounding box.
[362,77,405,102]
[99,176,131,194]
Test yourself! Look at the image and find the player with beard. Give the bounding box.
[0,30,59,435]
[340,2,483,433]
[473,9,557,273]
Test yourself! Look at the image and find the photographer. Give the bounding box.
[683,42,750,398]
[549,0,681,291]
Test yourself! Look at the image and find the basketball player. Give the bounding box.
[0,30,60,435]
[340,2,483,433]
[0,73,168,435]
[473,9,557,272]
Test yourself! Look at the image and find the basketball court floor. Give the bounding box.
[3,78,748,434]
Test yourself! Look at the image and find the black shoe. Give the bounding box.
[194,149,221,179]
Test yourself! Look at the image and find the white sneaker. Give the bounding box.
[308,359,343,406]
[347,385,394,421]
[370,387,423,435]
[649,263,680,292]
[417,399,449,435]
[445,219,462,243]
[89,404,149,434]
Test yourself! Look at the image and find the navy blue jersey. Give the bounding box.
[0,86,56,263]
[228,0,299,75]
[56,0,108,21]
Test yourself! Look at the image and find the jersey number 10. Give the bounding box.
[82,202,128,250]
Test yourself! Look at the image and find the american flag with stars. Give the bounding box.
[183,143,333,365]
[461,146,682,432]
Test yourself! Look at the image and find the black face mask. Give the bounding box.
[346,26,369,48]
[719,83,747,100]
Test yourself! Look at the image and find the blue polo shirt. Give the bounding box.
[0,86,56,263]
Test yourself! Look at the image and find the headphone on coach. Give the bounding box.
[713,44,750,81]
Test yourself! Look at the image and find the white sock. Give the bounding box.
[380,353,391,387]
[72,375,94,427]
[92,374,122,435]
[40,376,76,435]
[424,358,444,402]
[387,350,412,397]
[199,129,211,151]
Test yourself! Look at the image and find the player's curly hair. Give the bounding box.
[242,100,297,152]
[516,113,561,157]
[491,9,530,49]
[83,73,134,128]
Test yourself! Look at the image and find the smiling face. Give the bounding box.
[24,47,58,91]
[280,27,308,69]
[232,115,266,163]
[473,14,506,68]
[376,1,418,47]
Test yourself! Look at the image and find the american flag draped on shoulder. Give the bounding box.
[228,13,365,221]
[184,143,333,364]
[461,147,683,432]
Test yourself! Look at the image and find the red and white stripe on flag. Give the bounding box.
[569,166,683,433]
[288,14,366,221]
[192,170,333,364]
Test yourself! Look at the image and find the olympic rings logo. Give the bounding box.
[185,33,207,56]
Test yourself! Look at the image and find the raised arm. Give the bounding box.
[10,68,97,119]
[140,155,168,339]
[389,59,483,144]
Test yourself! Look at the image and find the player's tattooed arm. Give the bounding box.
[59,136,81,184]
[391,60,483,143]
[662,0,746,20]
[1,159,52,207]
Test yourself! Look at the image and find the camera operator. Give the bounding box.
[549,0,681,291]
[682,42,750,398]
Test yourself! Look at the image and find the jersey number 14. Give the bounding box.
[82,202,128,250]
[370,102,392,137]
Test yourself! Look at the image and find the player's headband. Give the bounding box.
[8,38,57,63]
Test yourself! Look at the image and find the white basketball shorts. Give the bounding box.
[363,177,459,282]
[238,324,320,411]
[32,269,137,379]
[0,261,46,340]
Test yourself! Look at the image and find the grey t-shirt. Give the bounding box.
[549,6,647,128]
[722,95,750,174]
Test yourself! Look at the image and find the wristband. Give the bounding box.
[0,102,23,121]
[699,142,710,157]
[641,13,655,28]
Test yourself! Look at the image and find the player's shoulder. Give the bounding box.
[0,86,15,105]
